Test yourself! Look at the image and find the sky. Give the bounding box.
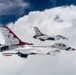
[0,0,76,25]
[0,0,76,75]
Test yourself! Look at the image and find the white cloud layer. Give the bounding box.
[0,0,29,16]
[0,5,76,75]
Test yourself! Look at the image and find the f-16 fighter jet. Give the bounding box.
[0,26,52,58]
[51,43,76,51]
[33,27,68,41]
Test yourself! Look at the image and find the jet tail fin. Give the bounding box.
[34,27,46,36]
[0,26,33,46]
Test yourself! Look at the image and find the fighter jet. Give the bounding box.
[51,43,76,51]
[0,26,52,58]
[33,27,68,41]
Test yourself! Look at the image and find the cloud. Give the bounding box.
[12,5,76,37]
[0,0,30,16]
[0,5,76,75]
